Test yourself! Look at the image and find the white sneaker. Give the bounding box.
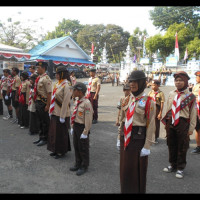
[3,115,12,120]
[175,170,184,179]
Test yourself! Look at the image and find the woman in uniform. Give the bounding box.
[47,66,72,159]
[120,70,156,193]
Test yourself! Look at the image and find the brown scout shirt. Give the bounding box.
[148,89,165,106]
[12,75,21,91]
[74,97,94,135]
[192,83,200,98]
[51,80,72,119]
[36,73,52,100]
[120,92,156,150]
[165,88,196,132]
[90,76,101,93]
[1,76,10,91]
[21,80,31,105]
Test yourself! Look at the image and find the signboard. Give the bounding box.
[3,61,24,70]
[140,58,149,64]
[166,56,178,67]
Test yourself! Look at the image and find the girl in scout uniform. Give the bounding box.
[28,73,40,135]
[162,71,196,179]
[18,71,30,129]
[148,79,165,143]
[120,70,156,193]
[69,82,93,176]
[47,66,72,159]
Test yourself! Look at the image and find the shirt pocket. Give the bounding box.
[77,106,84,118]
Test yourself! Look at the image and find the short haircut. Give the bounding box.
[3,69,10,74]
[12,67,19,74]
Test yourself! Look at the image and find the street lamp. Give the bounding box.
[136,46,142,64]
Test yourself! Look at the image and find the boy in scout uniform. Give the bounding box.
[120,70,156,193]
[33,62,52,146]
[18,71,30,129]
[190,71,200,154]
[148,79,165,143]
[162,71,196,179]
[86,68,101,124]
[2,69,13,120]
[10,67,21,124]
[69,82,93,176]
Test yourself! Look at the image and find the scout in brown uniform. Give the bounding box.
[69,82,93,176]
[18,71,30,128]
[162,71,196,179]
[120,70,156,193]
[116,84,131,150]
[148,79,165,143]
[47,66,72,159]
[2,69,13,120]
[33,62,52,146]
[9,67,21,124]
[87,68,101,124]
[190,71,200,154]
[28,73,40,135]
[0,75,3,115]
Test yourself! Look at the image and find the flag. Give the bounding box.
[184,48,188,60]
[91,42,94,55]
[174,32,179,61]
[133,54,137,63]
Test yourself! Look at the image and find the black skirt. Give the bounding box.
[47,115,71,154]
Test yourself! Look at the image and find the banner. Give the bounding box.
[166,56,178,67]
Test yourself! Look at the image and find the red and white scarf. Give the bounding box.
[28,87,34,106]
[152,91,159,102]
[49,80,68,116]
[86,77,92,99]
[71,97,85,125]
[171,91,184,126]
[124,93,145,149]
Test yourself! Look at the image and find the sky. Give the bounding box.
[0,6,161,37]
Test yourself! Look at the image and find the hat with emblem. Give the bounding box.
[70,82,87,93]
[128,70,146,81]
[174,71,190,80]
[56,66,68,73]
[195,71,200,76]
[36,61,48,68]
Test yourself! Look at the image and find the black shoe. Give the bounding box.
[50,152,57,157]
[37,140,47,146]
[76,168,87,176]
[92,120,97,124]
[190,146,200,154]
[54,154,65,159]
[33,139,41,144]
[70,166,80,171]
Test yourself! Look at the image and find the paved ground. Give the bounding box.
[0,78,200,193]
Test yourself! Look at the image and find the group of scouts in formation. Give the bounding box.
[0,61,200,193]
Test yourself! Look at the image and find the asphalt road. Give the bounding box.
[0,78,200,194]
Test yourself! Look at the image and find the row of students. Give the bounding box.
[116,70,200,193]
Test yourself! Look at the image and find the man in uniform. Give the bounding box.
[191,71,200,154]
[69,82,93,176]
[9,67,21,124]
[86,68,101,124]
[33,62,52,146]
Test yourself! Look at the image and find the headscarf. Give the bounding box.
[132,78,146,97]
[174,72,189,91]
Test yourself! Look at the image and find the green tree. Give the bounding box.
[149,6,200,31]
[0,18,40,51]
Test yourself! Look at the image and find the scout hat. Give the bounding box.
[128,70,146,81]
[70,82,87,93]
[173,71,190,80]
[36,61,48,68]
[90,68,96,72]
[56,66,68,73]
[152,79,161,85]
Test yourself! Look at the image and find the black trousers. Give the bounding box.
[73,122,90,169]
[29,111,40,134]
[18,103,29,127]
[35,100,50,141]
[0,99,3,115]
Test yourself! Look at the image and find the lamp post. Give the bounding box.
[136,46,142,64]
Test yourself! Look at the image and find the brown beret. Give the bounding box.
[173,71,190,80]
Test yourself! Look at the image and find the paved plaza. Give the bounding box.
[0,78,200,193]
